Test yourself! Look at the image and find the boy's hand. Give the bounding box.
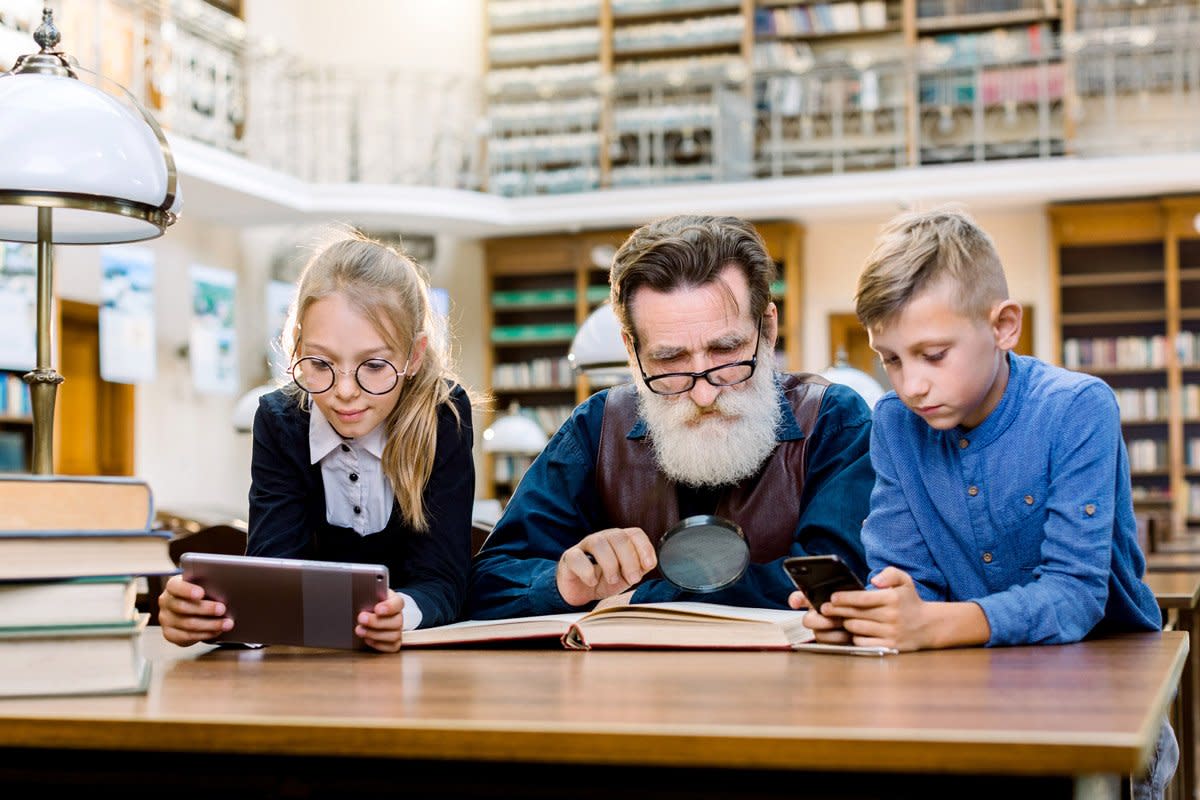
[788,589,853,644]
[820,566,929,652]
[357,590,405,653]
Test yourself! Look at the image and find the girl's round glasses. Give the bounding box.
[290,356,407,395]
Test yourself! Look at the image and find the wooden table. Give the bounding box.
[1148,571,1200,799]
[0,630,1187,799]
[1148,552,1200,573]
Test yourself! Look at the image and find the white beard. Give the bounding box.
[636,361,782,489]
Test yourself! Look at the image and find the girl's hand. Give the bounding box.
[357,590,405,653]
[157,573,232,646]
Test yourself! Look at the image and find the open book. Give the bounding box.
[404,602,897,655]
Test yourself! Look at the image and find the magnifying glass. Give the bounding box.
[657,514,750,593]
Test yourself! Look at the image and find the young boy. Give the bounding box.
[789,207,1176,798]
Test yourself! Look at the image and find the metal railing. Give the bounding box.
[1,0,1198,197]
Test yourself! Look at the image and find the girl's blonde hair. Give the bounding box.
[282,230,461,532]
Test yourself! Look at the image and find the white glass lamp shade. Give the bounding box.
[232,383,275,433]
[568,302,630,382]
[0,16,180,245]
[820,363,887,411]
[482,412,548,455]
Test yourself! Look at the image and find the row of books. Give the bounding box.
[492,357,577,390]
[755,2,891,38]
[0,371,31,418]
[1185,437,1200,469]
[1062,335,1167,371]
[519,403,576,435]
[1110,384,1200,422]
[1114,387,1170,422]
[0,475,177,698]
[918,24,1051,69]
[917,62,1065,105]
[1128,438,1168,473]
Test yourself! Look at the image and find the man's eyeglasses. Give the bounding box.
[290,356,409,395]
[635,319,762,396]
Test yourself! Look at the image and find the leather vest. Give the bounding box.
[595,373,829,563]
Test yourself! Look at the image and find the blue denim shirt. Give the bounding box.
[467,379,874,619]
[863,354,1160,646]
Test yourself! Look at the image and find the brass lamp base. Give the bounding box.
[23,368,63,475]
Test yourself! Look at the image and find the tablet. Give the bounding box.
[179,552,389,650]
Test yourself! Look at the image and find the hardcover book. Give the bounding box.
[404,602,897,655]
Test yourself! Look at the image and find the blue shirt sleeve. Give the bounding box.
[629,383,874,607]
[466,394,608,619]
[973,383,1116,645]
[861,407,952,601]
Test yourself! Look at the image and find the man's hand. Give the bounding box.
[357,590,405,653]
[556,528,657,607]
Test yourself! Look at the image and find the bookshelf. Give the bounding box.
[485,0,1200,189]
[482,219,803,501]
[0,371,31,473]
[1050,197,1200,538]
[484,0,605,195]
[914,0,1066,165]
[753,0,910,176]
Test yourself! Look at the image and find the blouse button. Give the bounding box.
[982,552,993,564]
[1085,504,1096,516]
[353,505,362,515]
[349,472,359,482]
[968,485,979,497]
[958,438,969,449]
[340,444,350,453]
[1024,495,1034,505]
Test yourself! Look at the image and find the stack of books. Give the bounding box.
[0,475,177,698]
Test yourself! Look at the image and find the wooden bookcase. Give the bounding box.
[482,219,804,501]
[1049,197,1200,537]
[483,0,1088,190]
[0,370,32,473]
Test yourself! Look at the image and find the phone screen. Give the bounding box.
[782,555,865,610]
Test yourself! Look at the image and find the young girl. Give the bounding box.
[158,233,475,652]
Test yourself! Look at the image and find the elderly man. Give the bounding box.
[468,215,874,617]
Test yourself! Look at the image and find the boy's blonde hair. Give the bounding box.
[855,207,1008,330]
[282,230,462,533]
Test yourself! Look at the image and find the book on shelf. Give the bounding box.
[0,614,150,698]
[0,576,139,628]
[404,601,897,655]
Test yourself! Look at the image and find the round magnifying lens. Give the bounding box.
[657,514,749,593]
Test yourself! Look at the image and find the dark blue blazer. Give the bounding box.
[247,385,474,628]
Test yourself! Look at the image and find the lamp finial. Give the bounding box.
[33,8,60,52]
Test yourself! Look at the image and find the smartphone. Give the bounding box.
[782,555,865,610]
[181,552,389,650]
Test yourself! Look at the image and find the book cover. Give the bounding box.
[404,602,896,655]
[0,614,151,698]
[0,576,138,628]
[0,474,154,533]
[0,531,176,581]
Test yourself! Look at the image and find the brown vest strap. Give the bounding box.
[596,373,829,563]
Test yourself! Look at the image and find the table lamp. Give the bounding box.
[0,8,181,473]
[820,349,886,411]
[482,403,548,456]
[567,301,630,384]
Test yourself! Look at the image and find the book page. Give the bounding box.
[404,613,585,647]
